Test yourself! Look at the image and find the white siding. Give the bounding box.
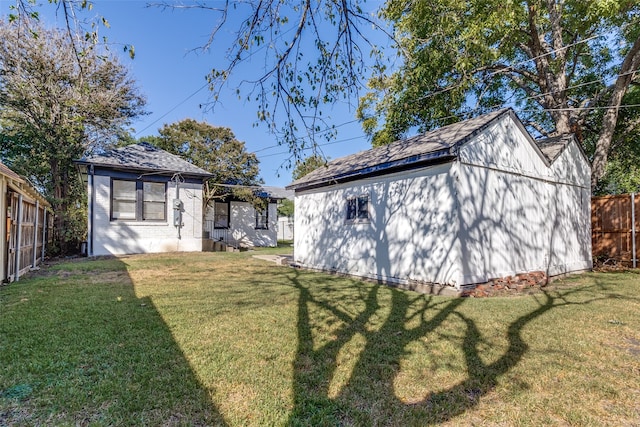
[294,113,592,290]
[91,175,204,256]
[294,162,462,286]
[459,114,551,180]
[456,114,592,284]
[230,201,277,247]
[549,140,591,188]
[204,201,278,247]
[547,144,593,275]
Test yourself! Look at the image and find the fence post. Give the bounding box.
[41,209,47,261]
[32,200,39,268]
[632,193,637,268]
[14,194,23,281]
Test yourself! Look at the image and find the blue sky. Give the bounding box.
[0,0,388,187]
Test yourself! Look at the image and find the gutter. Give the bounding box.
[287,150,456,192]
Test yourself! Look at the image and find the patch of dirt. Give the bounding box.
[625,338,640,357]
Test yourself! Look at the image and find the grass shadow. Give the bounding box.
[0,258,226,426]
[285,269,633,425]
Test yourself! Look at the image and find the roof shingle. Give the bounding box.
[287,109,509,190]
[78,142,213,178]
[534,135,575,163]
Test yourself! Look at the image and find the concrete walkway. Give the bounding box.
[252,254,293,266]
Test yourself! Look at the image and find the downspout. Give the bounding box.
[175,178,181,240]
[14,194,22,282]
[88,165,94,256]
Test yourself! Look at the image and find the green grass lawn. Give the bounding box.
[1,249,639,426]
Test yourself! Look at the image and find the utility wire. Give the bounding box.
[134,24,298,138]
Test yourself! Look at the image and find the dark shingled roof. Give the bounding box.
[77,142,213,178]
[287,109,510,191]
[260,186,294,200]
[534,134,575,163]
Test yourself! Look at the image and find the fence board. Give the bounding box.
[592,194,640,265]
[5,191,51,282]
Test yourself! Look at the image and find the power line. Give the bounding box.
[134,82,209,137]
[251,119,360,154]
[134,23,299,138]
[258,135,368,159]
[406,22,637,105]
[520,104,640,113]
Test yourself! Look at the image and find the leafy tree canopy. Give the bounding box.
[292,154,328,181]
[591,85,640,194]
[0,18,146,254]
[358,0,640,189]
[140,119,262,207]
[277,199,295,218]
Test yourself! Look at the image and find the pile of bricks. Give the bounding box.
[461,271,548,297]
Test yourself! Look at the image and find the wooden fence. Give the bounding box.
[6,191,51,282]
[591,194,640,266]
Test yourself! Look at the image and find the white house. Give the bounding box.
[204,196,279,248]
[77,142,280,256]
[203,185,288,248]
[76,142,213,256]
[286,109,592,294]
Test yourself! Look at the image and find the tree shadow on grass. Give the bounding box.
[285,270,618,426]
[0,258,226,426]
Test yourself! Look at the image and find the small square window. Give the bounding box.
[346,194,369,222]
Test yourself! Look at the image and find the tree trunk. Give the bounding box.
[591,35,640,190]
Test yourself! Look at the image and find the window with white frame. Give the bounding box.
[346,194,369,222]
[111,179,166,221]
[255,206,268,229]
[213,202,230,229]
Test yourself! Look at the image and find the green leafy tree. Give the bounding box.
[292,154,328,181]
[0,19,146,254]
[590,85,640,194]
[144,119,262,208]
[277,199,295,218]
[150,1,391,156]
[358,0,640,189]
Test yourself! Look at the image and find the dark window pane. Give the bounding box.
[357,196,369,219]
[255,208,268,229]
[346,198,357,220]
[214,202,229,228]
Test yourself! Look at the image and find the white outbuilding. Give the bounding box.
[286,109,592,294]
